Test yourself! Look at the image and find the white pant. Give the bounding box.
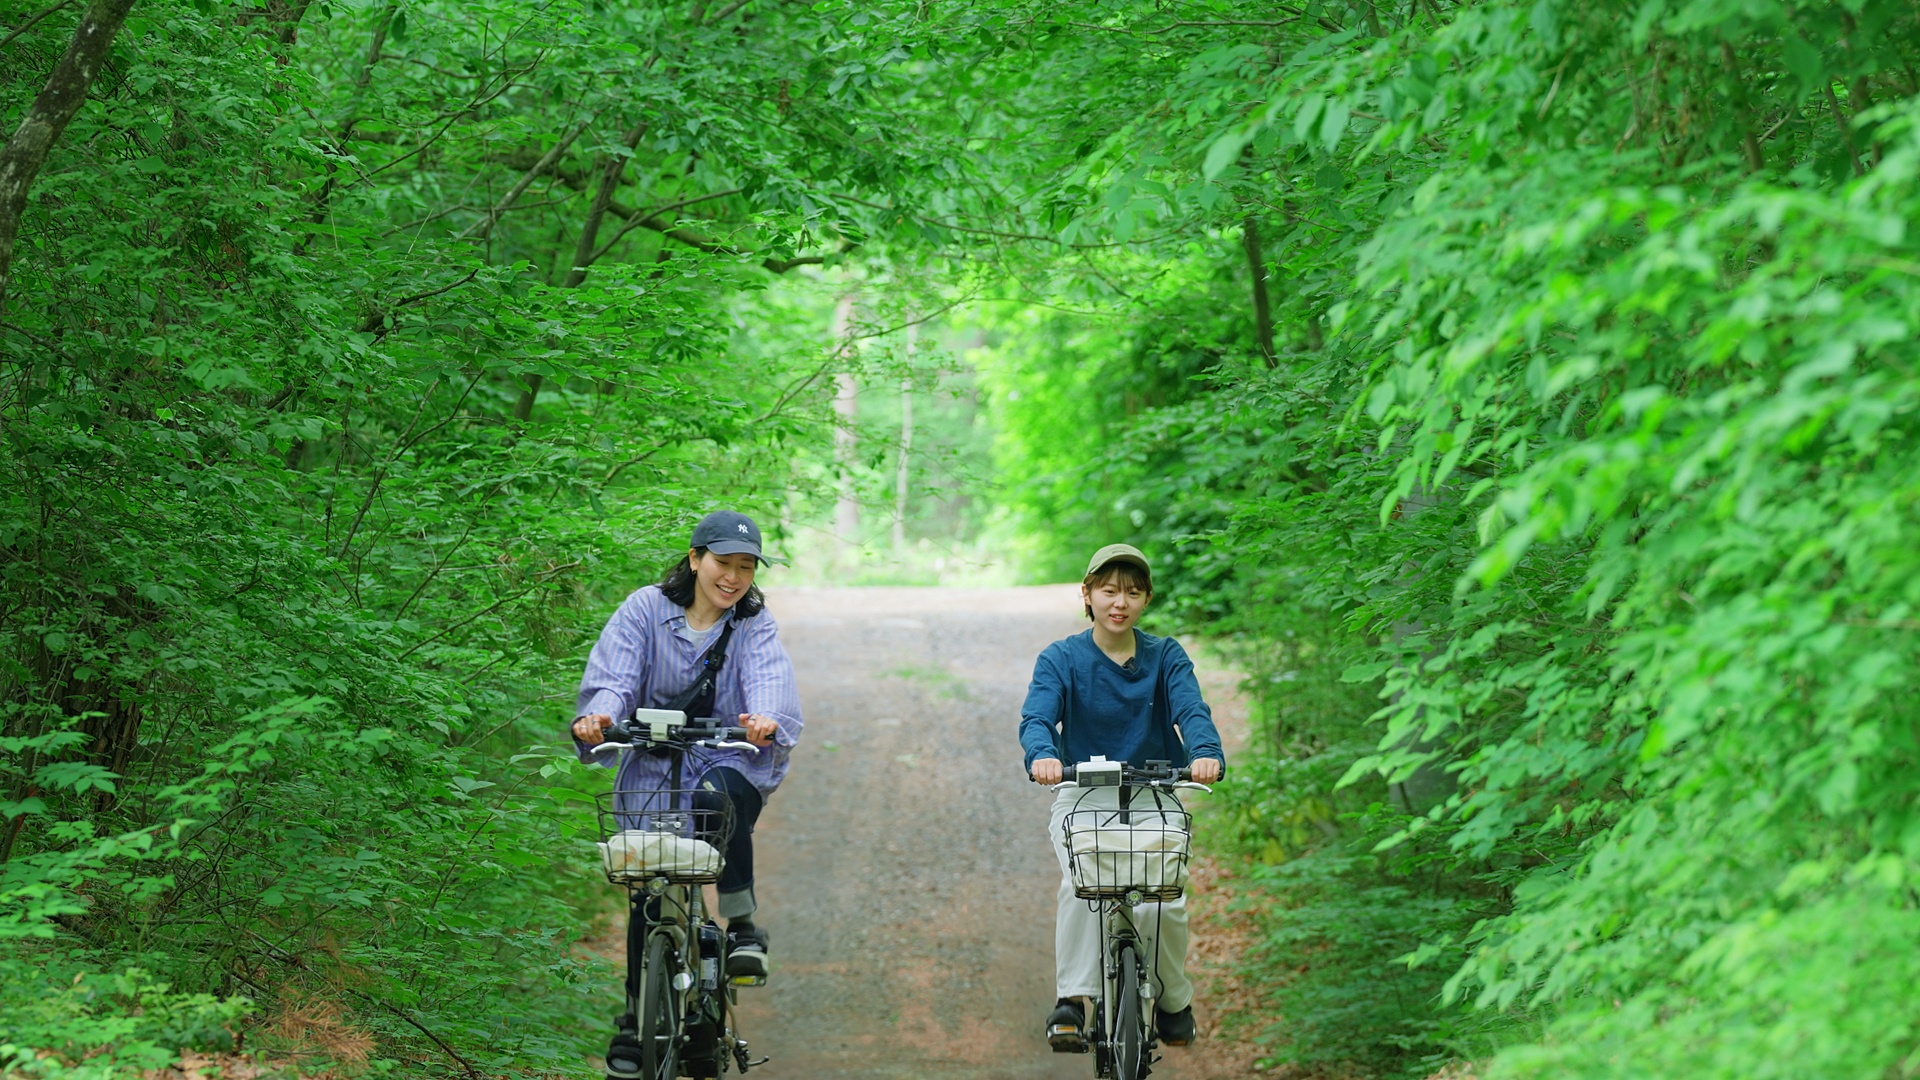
[1049,786,1194,1012]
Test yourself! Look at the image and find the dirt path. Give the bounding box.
[716,586,1252,1080]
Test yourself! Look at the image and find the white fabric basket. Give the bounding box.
[599,829,723,883]
[1066,821,1190,898]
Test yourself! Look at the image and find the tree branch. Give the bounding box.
[350,56,545,186]
[825,191,1156,249]
[356,267,481,336]
[590,187,745,266]
[615,212,849,272]
[603,445,667,485]
[338,373,483,563]
[0,0,138,310]
[743,296,971,433]
[702,0,753,24]
[542,165,845,273]
[397,560,582,660]
[456,113,595,241]
[0,319,74,362]
[0,0,75,52]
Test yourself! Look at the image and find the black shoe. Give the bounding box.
[1046,998,1088,1053]
[604,1031,645,1079]
[1155,1004,1195,1046]
[726,923,769,979]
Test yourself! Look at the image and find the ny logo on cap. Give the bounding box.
[737,523,750,533]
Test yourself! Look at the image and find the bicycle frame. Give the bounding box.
[597,714,766,1079]
[1093,899,1154,1079]
[624,870,732,1079]
[1050,759,1210,1080]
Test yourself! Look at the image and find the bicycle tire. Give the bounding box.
[1113,944,1145,1080]
[636,933,680,1080]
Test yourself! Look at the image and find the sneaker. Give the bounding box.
[603,1031,646,1079]
[1155,1004,1196,1046]
[1046,998,1088,1053]
[725,924,769,980]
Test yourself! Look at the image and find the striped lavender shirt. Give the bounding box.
[575,585,803,795]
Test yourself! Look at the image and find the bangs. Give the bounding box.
[1083,560,1151,594]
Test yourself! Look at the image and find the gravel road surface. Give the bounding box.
[719,585,1248,1080]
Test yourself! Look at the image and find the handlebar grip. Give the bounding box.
[1026,764,1077,783]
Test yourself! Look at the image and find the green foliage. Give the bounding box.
[0,965,253,1079]
[864,0,1920,1074]
[1197,610,1495,1078]
[0,0,896,1071]
[8,0,1920,1073]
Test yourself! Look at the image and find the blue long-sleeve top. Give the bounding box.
[1019,629,1225,773]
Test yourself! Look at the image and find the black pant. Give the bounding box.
[692,765,762,904]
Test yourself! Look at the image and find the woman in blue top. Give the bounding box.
[1020,543,1225,1052]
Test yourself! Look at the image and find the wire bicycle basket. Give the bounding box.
[1062,801,1193,902]
[595,787,736,885]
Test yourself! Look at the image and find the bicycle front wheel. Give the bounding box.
[1113,944,1146,1080]
[636,933,681,1080]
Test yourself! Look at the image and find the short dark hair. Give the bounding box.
[1082,559,1152,620]
[660,547,765,618]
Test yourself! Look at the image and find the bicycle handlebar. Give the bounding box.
[1059,763,1192,783]
[1032,759,1213,792]
[589,712,757,755]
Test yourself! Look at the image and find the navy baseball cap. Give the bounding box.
[690,510,767,563]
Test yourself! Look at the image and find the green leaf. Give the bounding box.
[1203,131,1249,179]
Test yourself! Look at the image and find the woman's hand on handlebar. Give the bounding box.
[739,713,778,748]
[1030,757,1064,786]
[572,714,613,745]
[1190,757,1223,785]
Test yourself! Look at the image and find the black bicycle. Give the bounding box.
[1053,758,1209,1080]
[590,709,768,1079]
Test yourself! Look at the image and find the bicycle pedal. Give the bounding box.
[1047,1025,1089,1053]
[728,974,767,988]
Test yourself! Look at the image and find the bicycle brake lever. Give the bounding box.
[589,741,637,754]
[701,739,760,751]
[1172,781,1212,793]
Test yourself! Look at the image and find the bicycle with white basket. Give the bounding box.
[1049,757,1210,1080]
[590,708,769,1079]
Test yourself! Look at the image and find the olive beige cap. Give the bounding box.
[1085,542,1150,577]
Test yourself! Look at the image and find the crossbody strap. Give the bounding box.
[700,619,737,674]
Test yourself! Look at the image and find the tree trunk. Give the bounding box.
[1718,41,1765,174]
[893,321,916,553]
[1242,215,1276,367]
[831,295,859,561]
[295,2,397,253]
[0,0,138,311]
[564,121,647,290]
[514,119,648,422]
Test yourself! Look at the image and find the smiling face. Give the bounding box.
[1081,563,1151,635]
[692,548,758,612]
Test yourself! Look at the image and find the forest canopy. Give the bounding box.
[4,0,1918,1077]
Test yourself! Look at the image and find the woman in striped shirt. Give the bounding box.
[571,510,804,982]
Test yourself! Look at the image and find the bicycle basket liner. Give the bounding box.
[1063,807,1193,901]
[595,788,734,885]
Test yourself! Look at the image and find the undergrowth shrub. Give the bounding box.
[0,966,252,1079]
